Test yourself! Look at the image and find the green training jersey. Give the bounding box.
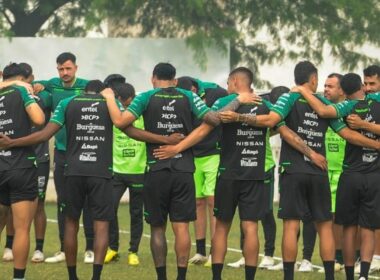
[40,77,88,151]
[325,127,346,171]
[113,116,147,175]
[265,132,275,172]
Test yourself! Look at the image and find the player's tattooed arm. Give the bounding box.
[220,111,281,128]
[277,126,327,170]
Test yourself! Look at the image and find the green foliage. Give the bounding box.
[0,0,379,87]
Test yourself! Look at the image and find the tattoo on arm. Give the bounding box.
[287,129,312,158]
[217,98,240,112]
[203,111,221,127]
[239,114,257,126]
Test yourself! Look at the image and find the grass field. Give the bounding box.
[0,203,375,279]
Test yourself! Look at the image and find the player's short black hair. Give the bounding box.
[177,76,196,91]
[327,73,343,82]
[56,52,76,65]
[269,86,290,104]
[104,74,126,88]
[340,73,362,96]
[19,62,33,79]
[294,61,318,85]
[2,63,23,80]
[152,63,176,80]
[229,67,254,86]
[363,65,380,78]
[113,83,135,101]
[85,80,105,93]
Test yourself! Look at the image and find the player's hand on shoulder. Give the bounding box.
[33,83,44,94]
[101,87,115,99]
[237,91,261,104]
[13,81,34,95]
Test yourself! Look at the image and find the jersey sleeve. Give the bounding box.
[329,117,347,133]
[16,86,36,107]
[211,94,237,111]
[331,100,357,118]
[271,92,299,120]
[49,96,75,127]
[186,90,211,119]
[115,99,126,112]
[37,90,52,110]
[127,89,157,118]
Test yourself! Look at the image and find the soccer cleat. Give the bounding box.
[358,277,366,280]
[369,257,380,273]
[334,261,344,272]
[258,256,275,269]
[45,251,65,263]
[104,249,119,264]
[188,253,208,265]
[31,250,45,263]
[354,261,361,274]
[2,248,13,262]
[204,255,212,268]
[84,250,94,264]
[128,252,140,266]
[267,261,283,271]
[297,259,313,272]
[227,257,245,268]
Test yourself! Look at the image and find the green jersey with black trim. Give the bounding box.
[332,93,380,172]
[212,94,272,180]
[272,92,346,175]
[113,116,146,174]
[0,86,36,170]
[127,87,210,172]
[325,127,345,171]
[41,77,88,151]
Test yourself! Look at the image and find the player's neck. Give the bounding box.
[62,77,76,88]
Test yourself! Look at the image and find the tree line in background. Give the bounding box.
[0,0,379,87]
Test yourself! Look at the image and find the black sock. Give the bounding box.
[86,235,94,251]
[335,249,343,264]
[245,265,257,280]
[212,263,223,280]
[196,238,206,256]
[344,266,354,280]
[60,237,64,252]
[5,235,14,249]
[360,261,370,279]
[176,266,187,280]
[355,250,361,260]
[67,266,78,280]
[156,266,167,280]
[92,264,103,280]
[323,261,335,280]
[13,268,25,279]
[283,262,295,280]
[35,239,44,252]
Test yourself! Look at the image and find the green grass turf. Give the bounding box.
[0,202,367,279]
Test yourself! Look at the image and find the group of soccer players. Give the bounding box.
[0,51,380,280]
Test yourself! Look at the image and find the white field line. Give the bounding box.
[46,218,380,279]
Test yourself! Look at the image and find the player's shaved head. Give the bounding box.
[229,67,253,87]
